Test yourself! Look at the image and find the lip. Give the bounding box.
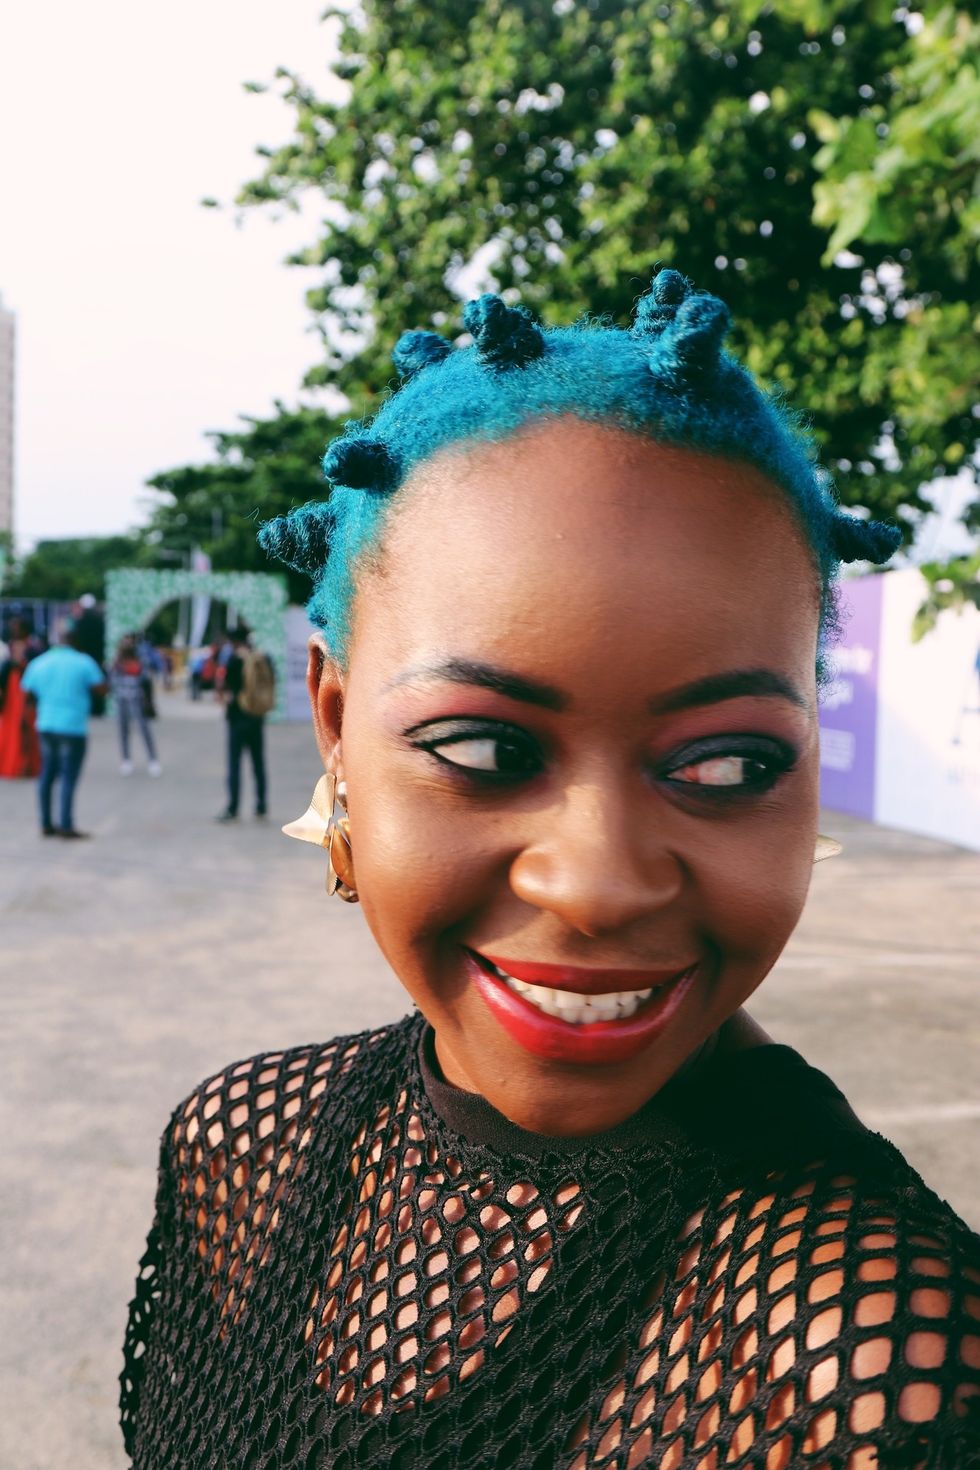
[479,952,694,996]
[464,950,699,1066]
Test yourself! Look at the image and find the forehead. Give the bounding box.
[350,418,819,693]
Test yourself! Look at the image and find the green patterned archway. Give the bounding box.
[105,569,288,717]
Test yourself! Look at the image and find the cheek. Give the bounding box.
[342,749,498,957]
[714,849,813,966]
[700,778,818,973]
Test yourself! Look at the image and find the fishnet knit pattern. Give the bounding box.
[121,1015,980,1469]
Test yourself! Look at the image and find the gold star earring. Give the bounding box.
[282,773,358,902]
[814,833,842,863]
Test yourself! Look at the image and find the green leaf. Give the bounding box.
[143,0,978,547]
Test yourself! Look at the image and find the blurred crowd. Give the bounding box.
[0,596,276,836]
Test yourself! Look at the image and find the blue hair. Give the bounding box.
[259,270,900,665]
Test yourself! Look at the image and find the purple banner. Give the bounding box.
[818,575,884,819]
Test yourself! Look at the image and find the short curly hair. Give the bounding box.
[259,270,899,665]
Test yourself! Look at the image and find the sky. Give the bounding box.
[0,3,973,560]
[0,0,337,548]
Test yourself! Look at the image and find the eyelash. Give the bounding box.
[408,721,541,783]
[406,720,797,799]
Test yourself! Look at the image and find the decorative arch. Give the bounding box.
[104,569,288,717]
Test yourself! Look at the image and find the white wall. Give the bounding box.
[875,569,980,852]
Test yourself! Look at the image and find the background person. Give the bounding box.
[217,628,274,821]
[188,642,220,701]
[0,616,42,780]
[70,593,107,717]
[188,648,207,701]
[21,623,106,838]
[111,633,162,777]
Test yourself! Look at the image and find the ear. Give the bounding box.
[307,633,345,776]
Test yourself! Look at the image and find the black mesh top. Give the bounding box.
[121,1012,980,1469]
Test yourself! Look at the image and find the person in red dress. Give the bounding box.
[0,617,42,779]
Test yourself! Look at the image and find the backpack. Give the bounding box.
[238,649,276,717]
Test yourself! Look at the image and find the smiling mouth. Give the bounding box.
[469,951,694,1026]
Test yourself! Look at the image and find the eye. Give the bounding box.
[659,736,797,797]
[431,736,519,773]
[670,754,771,787]
[408,721,542,780]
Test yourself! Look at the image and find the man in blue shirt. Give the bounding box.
[21,626,106,837]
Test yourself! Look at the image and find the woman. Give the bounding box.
[0,617,41,779]
[121,273,980,1468]
[112,633,162,777]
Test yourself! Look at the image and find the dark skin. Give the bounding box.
[309,418,821,1137]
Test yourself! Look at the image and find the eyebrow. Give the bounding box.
[649,669,809,714]
[385,660,807,714]
[384,658,565,710]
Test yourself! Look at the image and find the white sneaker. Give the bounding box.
[148,760,162,777]
[120,760,134,776]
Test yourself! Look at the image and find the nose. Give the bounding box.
[507,782,684,938]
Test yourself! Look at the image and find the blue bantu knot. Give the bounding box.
[392,330,452,382]
[463,294,545,370]
[631,269,691,337]
[258,504,333,575]
[830,513,902,565]
[654,292,731,387]
[322,436,401,493]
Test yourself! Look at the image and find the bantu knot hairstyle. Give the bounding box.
[257,503,334,576]
[392,330,452,382]
[259,268,901,664]
[830,513,903,565]
[631,267,689,336]
[462,294,545,370]
[322,435,401,493]
[632,271,732,385]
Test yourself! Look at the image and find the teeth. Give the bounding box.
[494,969,658,1025]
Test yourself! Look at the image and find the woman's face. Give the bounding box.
[311,419,821,1135]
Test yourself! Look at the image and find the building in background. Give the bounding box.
[0,293,14,538]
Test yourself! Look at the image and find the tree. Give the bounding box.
[141,403,341,605]
[809,5,980,508]
[226,0,977,536]
[912,549,980,641]
[4,535,146,602]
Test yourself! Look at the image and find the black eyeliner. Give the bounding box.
[405,716,543,783]
[659,733,798,774]
[657,732,797,800]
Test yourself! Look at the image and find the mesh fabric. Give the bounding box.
[121,1014,980,1469]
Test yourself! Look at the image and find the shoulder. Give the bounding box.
[82,653,104,680]
[167,1023,401,1174]
[20,650,48,684]
[173,1035,356,1152]
[157,1020,416,1308]
[672,1154,980,1465]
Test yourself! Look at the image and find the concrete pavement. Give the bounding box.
[1,692,978,1469]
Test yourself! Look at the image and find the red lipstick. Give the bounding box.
[481,955,690,996]
[464,951,698,1066]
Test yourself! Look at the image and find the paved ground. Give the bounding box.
[1,694,978,1469]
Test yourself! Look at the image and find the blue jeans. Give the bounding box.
[39,732,87,831]
[226,712,267,815]
[117,696,157,761]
